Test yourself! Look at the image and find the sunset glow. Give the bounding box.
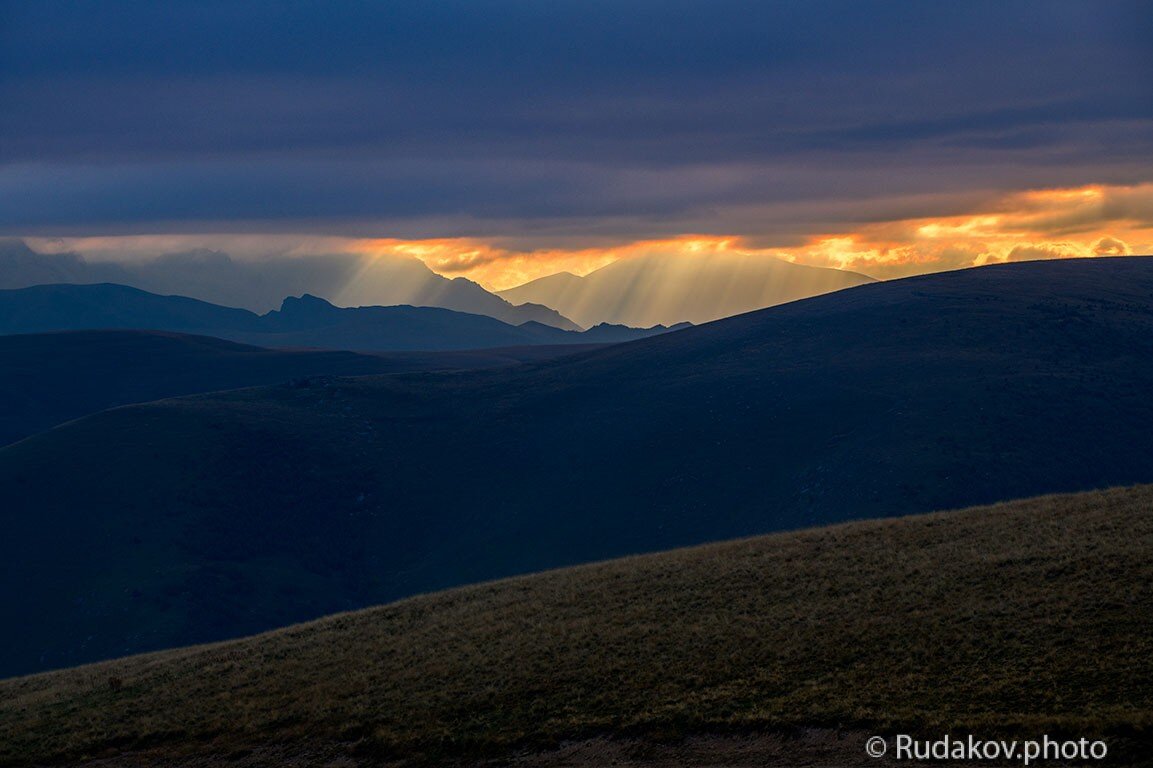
[28,183,1153,293]
[345,183,1153,289]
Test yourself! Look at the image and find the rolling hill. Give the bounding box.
[0,283,680,352]
[497,251,874,327]
[2,257,1153,677]
[0,238,579,329]
[0,330,601,447]
[1,485,1150,767]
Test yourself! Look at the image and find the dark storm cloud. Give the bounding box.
[1,0,1151,237]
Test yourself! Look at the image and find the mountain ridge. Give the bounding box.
[0,238,580,329]
[0,282,680,352]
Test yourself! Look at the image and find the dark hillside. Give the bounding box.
[0,331,601,446]
[1,486,1150,766]
[2,257,1153,675]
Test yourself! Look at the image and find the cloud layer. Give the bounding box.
[30,183,1153,292]
[2,1,1152,254]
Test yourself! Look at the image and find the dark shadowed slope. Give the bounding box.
[0,284,676,352]
[1,486,1150,767]
[498,251,874,327]
[0,331,603,447]
[3,257,1153,676]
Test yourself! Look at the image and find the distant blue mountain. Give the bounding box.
[0,283,686,352]
[0,238,581,330]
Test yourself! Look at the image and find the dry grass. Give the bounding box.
[1,486,1151,766]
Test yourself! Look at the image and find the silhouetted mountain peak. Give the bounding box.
[0,237,35,254]
[587,320,691,332]
[0,239,92,279]
[0,240,580,329]
[279,293,340,315]
[0,283,673,352]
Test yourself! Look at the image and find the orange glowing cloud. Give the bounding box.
[31,183,1153,293]
[345,182,1153,288]
[349,236,747,290]
[772,183,1153,280]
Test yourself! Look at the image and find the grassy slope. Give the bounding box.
[1,485,1150,766]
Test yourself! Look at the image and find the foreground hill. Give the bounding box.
[1,486,1150,767]
[0,284,678,352]
[498,251,874,327]
[3,257,1153,676]
[0,238,578,328]
[0,331,599,447]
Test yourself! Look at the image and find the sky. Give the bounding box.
[2,1,1152,290]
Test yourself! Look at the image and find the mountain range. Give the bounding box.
[3,238,880,330]
[498,250,875,327]
[0,238,578,329]
[0,283,686,353]
[1,256,1151,677]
